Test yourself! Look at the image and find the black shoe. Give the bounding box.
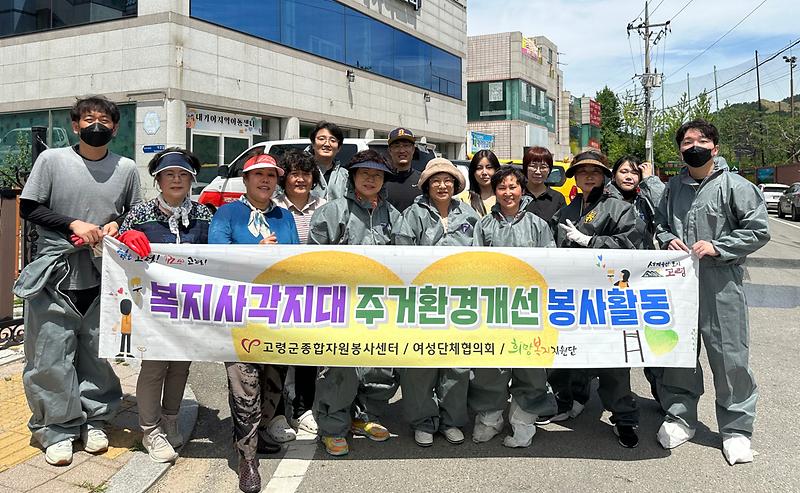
[238,456,261,493]
[614,425,639,448]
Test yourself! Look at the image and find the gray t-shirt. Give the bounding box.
[21,146,141,289]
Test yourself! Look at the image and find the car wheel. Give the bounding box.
[792,204,800,221]
[778,203,786,218]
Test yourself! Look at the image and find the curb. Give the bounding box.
[0,347,24,367]
[105,384,200,493]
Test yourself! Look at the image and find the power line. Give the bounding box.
[666,0,768,79]
[628,34,641,74]
[657,37,800,112]
[650,0,667,16]
[669,0,694,21]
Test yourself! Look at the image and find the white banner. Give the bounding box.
[99,238,698,368]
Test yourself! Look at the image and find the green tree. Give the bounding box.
[0,131,32,189]
[595,86,622,156]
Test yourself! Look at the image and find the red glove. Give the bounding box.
[70,234,85,247]
[118,230,152,257]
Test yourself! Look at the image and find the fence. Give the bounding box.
[0,189,25,349]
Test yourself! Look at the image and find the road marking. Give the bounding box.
[769,216,800,231]
[263,431,317,493]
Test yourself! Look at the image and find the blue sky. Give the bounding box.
[467,0,798,106]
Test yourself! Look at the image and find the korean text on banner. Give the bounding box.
[99,239,698,368]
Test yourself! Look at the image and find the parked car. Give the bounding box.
[777,182,800,220]
[197,138,441,211]
[0,127,70,163]
[502,159,578,204]
[759,183,789,211]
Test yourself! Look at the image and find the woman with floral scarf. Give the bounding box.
[118,148,212,464]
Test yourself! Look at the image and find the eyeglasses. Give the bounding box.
[430,178,454,187]
[527,163,550,171]
[315,136,339,145]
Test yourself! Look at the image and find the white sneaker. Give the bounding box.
[142,430,179,463]
[162,414,184,448]
[293,410,318,434]
[722,434,754,465]
[414,430,434,447]
[442,427,464,445]
[472,411,504,443]
[657,420,696,449]
[81,427,109,454]
[268,415,297,443]
[45,439,73,466]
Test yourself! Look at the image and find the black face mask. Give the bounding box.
[682,146,713,168]
[80,122,114,148]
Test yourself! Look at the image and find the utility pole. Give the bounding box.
[686,73,690,101]
[713,65,720,111]
[756,50,765,166]
[784,55,797,119]
[627,1,670,164]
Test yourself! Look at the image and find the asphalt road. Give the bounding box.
[152,215,800,493]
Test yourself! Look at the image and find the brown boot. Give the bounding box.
[238,456,261,493]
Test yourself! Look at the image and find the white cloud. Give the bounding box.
[468,0,798,103]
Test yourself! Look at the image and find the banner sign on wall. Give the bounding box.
[186,108,261,135]
[100,239,698,368]
[467,131,495,155]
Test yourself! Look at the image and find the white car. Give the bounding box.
[197,138,454,212]
[759,183,789,211]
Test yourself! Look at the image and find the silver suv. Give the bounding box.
[777,182,800,221]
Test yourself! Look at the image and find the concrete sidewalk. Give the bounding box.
[0,347,198,493]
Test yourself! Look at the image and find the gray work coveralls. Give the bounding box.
[308,183,405,437]
[468,196,558,420]
[394,196,480,433]
[654,167,769,438]
[13,230,122,447]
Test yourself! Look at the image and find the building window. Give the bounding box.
[190,0,462,100]
[1,0,137,38]
[1,105,136,169]
[468,79,556,132]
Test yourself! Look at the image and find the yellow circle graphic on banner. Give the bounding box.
[232,251,402,362]
[412,251,558,366]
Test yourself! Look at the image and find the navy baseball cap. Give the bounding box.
[151,151,197,176]
[388,127,415,145]
[348,160,394,174]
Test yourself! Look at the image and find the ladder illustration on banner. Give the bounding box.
[623,330,644,363]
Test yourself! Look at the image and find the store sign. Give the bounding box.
[522,37,541,63]
[588,138,601,150]
[467,131,495,155]
[589,100,602,127]
[186,108,262,136]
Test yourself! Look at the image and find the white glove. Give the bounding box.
[559,219,591,247]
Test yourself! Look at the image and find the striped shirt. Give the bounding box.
[272,193,327,244]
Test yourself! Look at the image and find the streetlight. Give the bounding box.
[784,55,797,119]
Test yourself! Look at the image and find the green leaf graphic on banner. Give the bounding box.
[644,325,679,355]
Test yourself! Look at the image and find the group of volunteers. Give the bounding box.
[15,95,769,493]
